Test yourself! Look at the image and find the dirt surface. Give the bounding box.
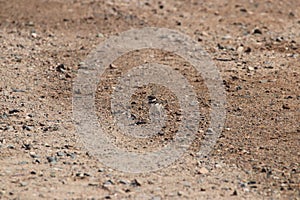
[0,0,299,199]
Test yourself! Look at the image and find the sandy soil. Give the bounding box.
[0,0,299,199]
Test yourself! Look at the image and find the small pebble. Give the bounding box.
[30,170,37,175]
[20,182,28,187]
[29,152,38,158]
[7,144,15,149]
[96,33,104,38]
[50,172,56,177]
[103,180,114,187]
[131,179,141,187]
[252,28,262,34]
[88,182,99,186]
[18,161,28,165]
[248,66,255,71]
[119,180,128,185]
[57,152,65,157]
[8,109,20,114]
[232,190,238,196]
[198,167,209,174]
[282,104,290,109]
[66,152,76,159]
[98,168,104,172]
[31,32,37,38]
[237,46,244,54]
[46,156,57,164]
[56,63,66,73]
[22,125,32,131]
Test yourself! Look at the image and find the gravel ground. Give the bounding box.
[0,0,299,199]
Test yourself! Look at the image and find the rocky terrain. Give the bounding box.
[0,0,299,199]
